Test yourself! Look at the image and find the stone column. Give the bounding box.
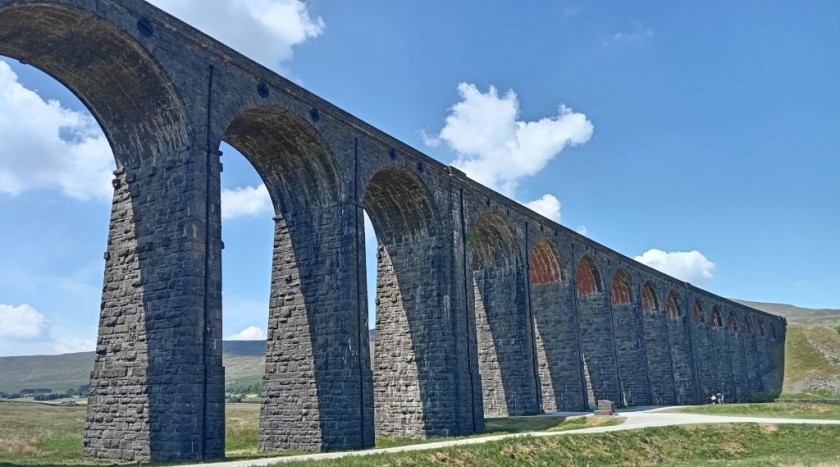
[259,202,373,452]
[85,149,222,462]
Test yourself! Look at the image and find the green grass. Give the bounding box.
[279,424,840,466]
[0,400,93,465]
[375,414,624,448]
[669,402,840,420]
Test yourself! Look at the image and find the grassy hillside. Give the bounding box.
[734,299,840,327]
[0,353,94,394]
[2,302,839,396]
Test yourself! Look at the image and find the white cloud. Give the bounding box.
[0,304,49,340]
[576,225,589,236]
[228,326,266,340]
[635,249,716,285]
[603,22,655,47]
[524,194,562,222]
[427,82,593,197]
[148,0,324,70]
[0,61,113,201]
[425,82,592,229]
[221,184,272,220]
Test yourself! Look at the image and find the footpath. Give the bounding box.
[183,406,840,467]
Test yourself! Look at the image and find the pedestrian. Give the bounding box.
[710,394,717,404]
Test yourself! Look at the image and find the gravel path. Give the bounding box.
[185,406,840,467]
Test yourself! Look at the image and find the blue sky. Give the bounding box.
[0,0,838,355]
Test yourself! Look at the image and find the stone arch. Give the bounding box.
[710,306,723,327]
[575,255,620,405]
[0,3,208,462]
[362,165,465,439]
[692,299,718,400]
[222,106,341,214]
[664,289,695,404]
[529,238,585,411]
[742,316,752,335]
[726,312,739,332]
[610,270,632,306]
[0,3,190,167]
[471,213,522,270]
[469,212,539,416]
[609,269,650,406]
[641,282,660,314]
[531,238,565,286]
[221,107,370,452]
[693,301,705,325]
[666,290,683,319]
[575,255,603,296]
[640,281,675,405]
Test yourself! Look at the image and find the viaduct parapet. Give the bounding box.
[0,0,787,462]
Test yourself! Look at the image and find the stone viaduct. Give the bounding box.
[0,0,787,462]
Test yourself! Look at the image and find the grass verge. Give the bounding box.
[668,402,840,419]
[375,414,624,448]
[280,423,840,466]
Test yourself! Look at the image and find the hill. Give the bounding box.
[733,300,840,327]
[1,303,838,395]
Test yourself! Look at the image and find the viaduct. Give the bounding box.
[0,0,787,462]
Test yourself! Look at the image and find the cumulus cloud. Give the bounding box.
[0,61,113,201]
[576,225,589,236]
[0,304,49,340]
[221,184,272,220]
[426,82,593,197]
[524,194,562,223]
[148,0,324,70]
[635,249,716,284]
[228,326,266,340]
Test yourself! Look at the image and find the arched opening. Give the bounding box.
[0,4,211,463]
[742,317,752,335]
[611,270,631,306]
[724,311,749,402]
[693,301,705,325]
[666,291,682,319]
[710,307,723,328]
[610,270,649,406]
[640,281,675,405]
[220,106,373,453]
[469,212,539,416]
[726,313,739,332]
[642,282,659,315]
[575,255,620,406]
[691,300,718,400]
[575,256,602,296]
[361,165,463,439]
[529,239,584,412]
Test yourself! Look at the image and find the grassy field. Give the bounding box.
[3,401,840,466]
[280,424,840,466]
[670,402,840,419]
[0,402,281,465]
